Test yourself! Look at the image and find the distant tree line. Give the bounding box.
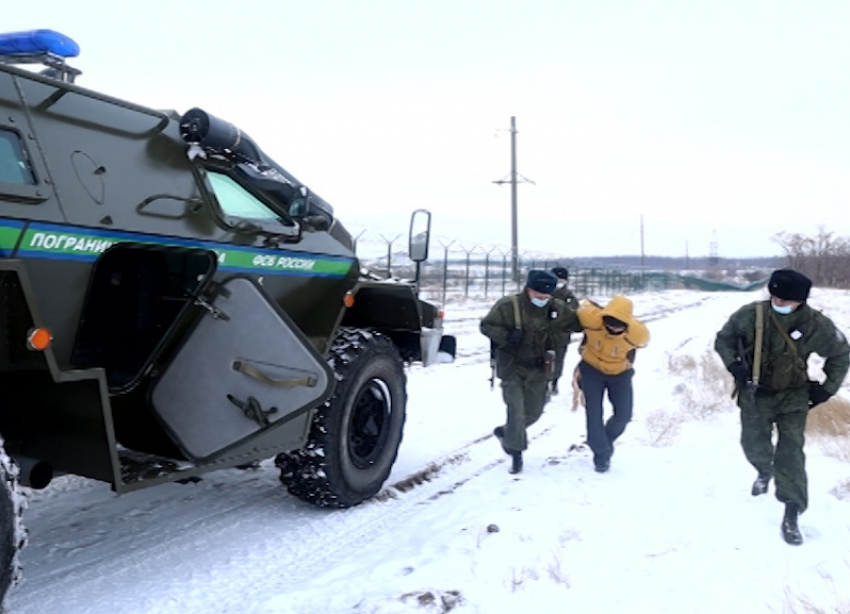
[773,228,850,288]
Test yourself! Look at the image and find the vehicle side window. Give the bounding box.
[0,128,36,185]
[207,171,283,223]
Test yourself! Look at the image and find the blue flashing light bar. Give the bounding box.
[0,29,80,58]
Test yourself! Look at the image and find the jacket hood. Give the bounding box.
[601,295,634,324]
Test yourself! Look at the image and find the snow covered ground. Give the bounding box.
[8,288,850,614]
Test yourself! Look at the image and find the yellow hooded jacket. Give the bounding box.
[577,295,650,375]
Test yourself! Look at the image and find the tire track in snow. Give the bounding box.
[9,294,715,613]
[11,425,564,614]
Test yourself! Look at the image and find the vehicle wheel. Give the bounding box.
[0,441,25,606]
[276,328,407,508]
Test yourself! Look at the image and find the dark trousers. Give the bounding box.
[579,361,634,466]
[739,390,809,511]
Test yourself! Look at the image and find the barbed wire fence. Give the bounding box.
[351,229,685,306]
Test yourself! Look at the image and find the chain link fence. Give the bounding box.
[352,229,692,306]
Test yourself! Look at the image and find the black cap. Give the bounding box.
[551,266,569,280]
[526,269,557,294]
[768,269,812,302]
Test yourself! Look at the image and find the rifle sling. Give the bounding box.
[768,308,799,353]
[753,302,764,386]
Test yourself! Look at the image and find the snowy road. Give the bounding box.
[9,289,850,614]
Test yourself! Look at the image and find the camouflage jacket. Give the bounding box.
[480,292,580,380]
[551,286,579,348]
[552,286,579,311]
[715,300,850,395]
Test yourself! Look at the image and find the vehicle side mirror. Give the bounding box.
[409,209,431,263]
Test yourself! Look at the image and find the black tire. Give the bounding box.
[0,442,24,607]
[276,328,407,508]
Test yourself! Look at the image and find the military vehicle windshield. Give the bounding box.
[209,172,281,221]
[0,128,36,185]
[206,169,297,236]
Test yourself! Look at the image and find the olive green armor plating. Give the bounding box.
[0,33,455,601]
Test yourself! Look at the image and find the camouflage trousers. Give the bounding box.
[553,344,569,381]
[739,388,809,511]
[499,374,549,451]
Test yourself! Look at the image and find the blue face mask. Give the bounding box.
[771,301,794,315]
[530,297,550,308]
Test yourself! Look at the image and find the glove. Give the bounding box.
[809,383,832,408]
[506,329,523,345]
[727,362,750,387]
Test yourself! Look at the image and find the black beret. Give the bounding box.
[551,266,569,280]
[526,269,557,294]
[768,269,812,302]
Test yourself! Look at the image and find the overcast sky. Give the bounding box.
[7,1,850,258]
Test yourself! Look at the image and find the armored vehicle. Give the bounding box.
[0,30,455,602]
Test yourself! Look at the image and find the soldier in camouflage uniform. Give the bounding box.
[715,269,850,545]
[550,266,580,396]
[481,270,580,474]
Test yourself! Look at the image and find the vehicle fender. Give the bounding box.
[336,281,453,366]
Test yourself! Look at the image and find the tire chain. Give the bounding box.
[276,327,404,507]
[0,437,28,614]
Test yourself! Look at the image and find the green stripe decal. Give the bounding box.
[0,222,23,255]
[214,250,352,275]
[6,220,354,278]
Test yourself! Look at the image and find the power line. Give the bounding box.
[492,116,535,284]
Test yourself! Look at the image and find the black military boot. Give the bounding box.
[551,379,559,396]
[751,473,771,496]
[509,451,523,474]
[781,503,803,545]
[493,426,511,456]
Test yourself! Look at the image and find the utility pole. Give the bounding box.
[710,230,719,267]
[639,214,645,288]
[492,116,535,284]
[640,214,645,270]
